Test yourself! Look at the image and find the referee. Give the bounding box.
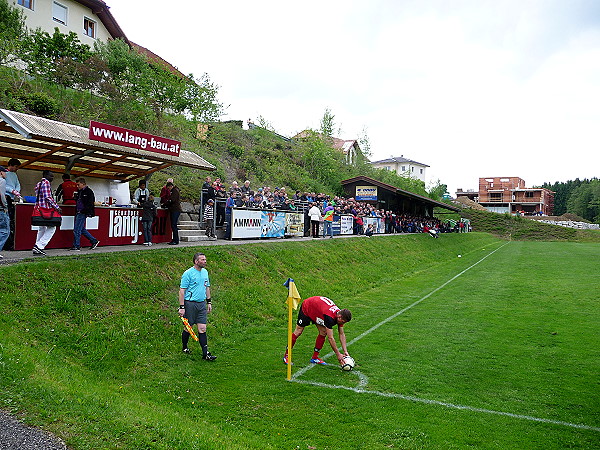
[178,252,217,360]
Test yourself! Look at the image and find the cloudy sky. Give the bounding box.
[110,0,600,194]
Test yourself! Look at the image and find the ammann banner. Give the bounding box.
[231,209,287,239]
[89,121,181,156]
[355,185,377,201]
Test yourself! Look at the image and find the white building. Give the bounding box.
[12,0,126,46]
[370,155,429,183]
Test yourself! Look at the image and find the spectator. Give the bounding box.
[163,181,182,245]
[203,199,216,239]
[214,181,226,227]
[225,191,236,239]
[160,178,174,208]
[55,173,78,205]
[308,202,321,238]
[0,166,10,258]
[70,177,99,251]
[32,170,62,256]
[133,180,150,206]
[200,178,215,223]
[322,203,334,238]
[141,194,157,246]
[240,180,251,194]
[235,193,249,208]
[3,158,21,251]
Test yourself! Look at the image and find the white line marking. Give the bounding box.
[293,379,600,432]
[292,242,510,380]
[290,242,600,431]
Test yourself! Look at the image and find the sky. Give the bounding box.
[109,0,600,195]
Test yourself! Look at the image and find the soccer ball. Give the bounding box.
[341,356,355,371]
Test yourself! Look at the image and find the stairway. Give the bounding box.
[178,220,216,242]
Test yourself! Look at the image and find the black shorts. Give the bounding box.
[184,300,207,325]
[296,306,314,327]
[297,305,336,329]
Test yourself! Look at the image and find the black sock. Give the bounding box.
[182,330,190,349]
[199,332,208,355]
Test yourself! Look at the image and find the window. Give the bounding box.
[411,167,414,172]
[490,193,503,202]
[420,168,423,174]
[525,191,534,198]
[53,2,67,25]
[84,17,96,38]
[401,165,406,171]
[18,0,34,9]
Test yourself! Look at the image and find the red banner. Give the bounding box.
[14,204,172,250]
[89,121,181,157]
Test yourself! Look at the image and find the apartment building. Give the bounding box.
[369,155,429,183]
[13,0,126,46]
[478,177,554,215]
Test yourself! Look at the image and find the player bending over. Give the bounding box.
[283,296,352,365]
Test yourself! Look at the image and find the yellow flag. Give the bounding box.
[285,278,301,310]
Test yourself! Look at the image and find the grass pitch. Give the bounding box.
[1,235,598,449]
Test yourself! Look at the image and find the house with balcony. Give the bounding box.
[478,177,554,215]
[369,155,429,183]
[13,0,183,76]
[13,0,126,46]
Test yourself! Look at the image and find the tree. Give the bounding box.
[21,28,92,83]
[427,179,448,201]
[0,0,26,65]
[358,126,372,159]
[319,107,340,137]
[93,39,223,123]
[567,179,600,223]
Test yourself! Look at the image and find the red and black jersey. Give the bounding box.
[300,296,340,329]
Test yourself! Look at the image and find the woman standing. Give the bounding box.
[33,171,61,256]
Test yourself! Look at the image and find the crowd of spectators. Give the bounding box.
[199,176,460,235]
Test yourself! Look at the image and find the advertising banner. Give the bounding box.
[231,209,287,239]
[355,185,377,201]
[363,217,384,234]
[285,212,304,237]
[89,121,181,157]
[339,215,354,235]
[14,204,171,250]
[231,209,262,239]
[260,210,286,238]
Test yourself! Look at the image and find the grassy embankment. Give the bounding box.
[462,208,600,241]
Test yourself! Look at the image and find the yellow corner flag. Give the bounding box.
[284,278,301,380]
[285,278,301,310]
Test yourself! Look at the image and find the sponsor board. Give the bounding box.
[355,185,377,201]
[89,121,181,156]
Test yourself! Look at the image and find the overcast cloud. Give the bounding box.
[110,0,600,194]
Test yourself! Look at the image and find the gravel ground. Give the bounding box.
[0,410,68,450]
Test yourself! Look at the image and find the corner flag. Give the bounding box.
[284,278,301,380]
[284,278,301,310]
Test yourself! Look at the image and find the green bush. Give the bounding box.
[22,92,61,118]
